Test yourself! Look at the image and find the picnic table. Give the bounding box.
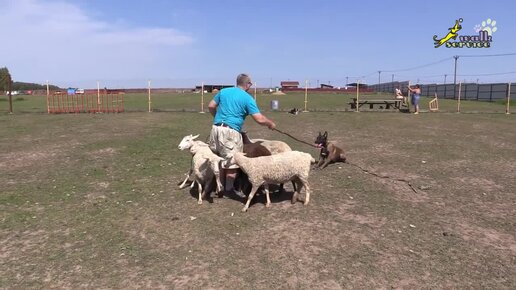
[349,98,403,110]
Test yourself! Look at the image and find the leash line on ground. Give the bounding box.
[346,161,418,193]
[273,127,417,193]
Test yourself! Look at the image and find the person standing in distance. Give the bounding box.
[208,73,276,196]
[408,84,421,114]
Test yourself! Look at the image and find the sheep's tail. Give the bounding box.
[310,158,316,164]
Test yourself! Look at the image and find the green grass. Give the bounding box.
[0,99,515,288]
[0,91,511,114]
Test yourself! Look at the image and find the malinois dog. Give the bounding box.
[314,131,346,169]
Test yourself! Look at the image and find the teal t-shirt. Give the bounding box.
[212,87,260,132]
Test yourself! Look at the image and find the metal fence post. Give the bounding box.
[490,84,493,102]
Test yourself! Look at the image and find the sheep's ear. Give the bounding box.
[192,134,200,140]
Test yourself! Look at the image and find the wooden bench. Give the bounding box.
[349,98,402,110]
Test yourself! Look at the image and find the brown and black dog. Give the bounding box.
[314,131,346,169]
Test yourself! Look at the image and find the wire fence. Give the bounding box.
[369,81,515,101]
[1,81,514,114]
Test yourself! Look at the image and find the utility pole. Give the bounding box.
[391,74,394,83]
[378,71,381,85]
[345,77,348,86]
[453,55,459,98]
[444,74,447,84]
[8,77,12,114]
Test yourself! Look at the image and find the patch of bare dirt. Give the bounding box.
[455,221,516,254]
[451,176,504,192]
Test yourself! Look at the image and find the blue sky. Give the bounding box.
[1,0,515,88]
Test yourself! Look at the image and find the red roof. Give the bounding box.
[280,81,300,87]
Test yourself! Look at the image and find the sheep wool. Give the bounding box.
[178,135,223,204]
[233,151,313,212]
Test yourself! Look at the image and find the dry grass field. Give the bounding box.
[1,96,515,288]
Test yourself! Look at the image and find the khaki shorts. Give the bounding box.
[208,125,243,169]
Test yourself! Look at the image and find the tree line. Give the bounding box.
[0,67,60,92]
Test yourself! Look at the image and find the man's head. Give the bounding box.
[237,73,253,92]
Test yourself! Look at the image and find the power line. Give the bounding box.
[357,53,516,83]
[458,52,516,58]
[457,71,516,77]
[381,57,453,73]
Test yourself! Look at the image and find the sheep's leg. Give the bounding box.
[290,181,297,192]
[264,184,271,208]
[179,169,192,188]
[201,178,213,201]
[217,168,226,198]
[242,185,259,212]
[291,178,302,204]
[298,176,310,205]
[197,180,203,204]
[214,170,223,194]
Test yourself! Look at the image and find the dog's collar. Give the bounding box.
[320,147,329,156]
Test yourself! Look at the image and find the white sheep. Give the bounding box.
[241,131,291,154]
[177,135,206,189]
[240,131,294,193]
[178,134,223,204]
[232,151,314,212]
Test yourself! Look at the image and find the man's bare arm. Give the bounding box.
[251,113,276,129]
[208,100,217,117]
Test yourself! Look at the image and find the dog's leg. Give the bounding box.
[316,157,325,168]
[320,158,332,169]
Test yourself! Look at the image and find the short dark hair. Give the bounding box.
[237,73,251,86]
[415,84,420,88]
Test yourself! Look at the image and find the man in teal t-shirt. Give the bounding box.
[208,73,276,196]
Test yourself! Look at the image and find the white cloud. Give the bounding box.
[0,0,194,87]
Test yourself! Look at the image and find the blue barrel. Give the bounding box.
[271,100,279,111]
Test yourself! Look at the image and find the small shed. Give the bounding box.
[280,81,300,89]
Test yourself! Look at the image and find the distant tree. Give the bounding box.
[12,82,60,91]
[0,67,12,92]
[0,67,13,113]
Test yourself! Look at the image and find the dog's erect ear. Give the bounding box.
[318,131,321,136]
[323,131,328,137]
